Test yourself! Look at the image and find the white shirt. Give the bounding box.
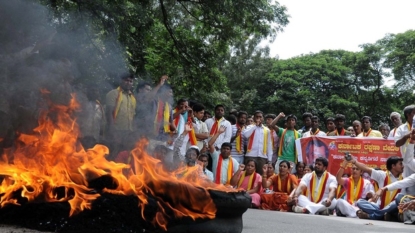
[300,171,337,201]
[394,123,415,194]
[211,151,239,185]
[205,117,232,150]
[371,169,401,201]
[204,169,214,181]
[385,145,415,195]
[301,129,326,138]
[242,125,273,162]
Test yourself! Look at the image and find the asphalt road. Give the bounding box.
[242,209,414,233]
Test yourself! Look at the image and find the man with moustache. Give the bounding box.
[327,114,351,136]
[389,112,402,137]
[357,116,382,137]
[205,104,232,150]
[291,157,338,215]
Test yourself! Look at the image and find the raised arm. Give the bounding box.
[230,163,245,187]
[350,156,372,175]
[269,112,285,132]
[145,75,168,101]
[208,125,226,153]
[336,159,348,186]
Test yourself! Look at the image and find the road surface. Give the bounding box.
[242,209,414,233]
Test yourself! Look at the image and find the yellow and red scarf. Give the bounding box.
[188,116,197,146]
[215,155,234,185]
[274,174,294,193]
[380,171,402,208]
[237,171,256,190]
[346,177,364,205]
[154,99,170,133]
[309,171,329,203]
[235,124,245,154]
[210,118,224,136]
[112,87,136,120]
[336,184,346,199]
[363,128,372,137]
[278,129,299,158]
[247,126,269,154]
[336,128,345,136]
[310,129,320,136]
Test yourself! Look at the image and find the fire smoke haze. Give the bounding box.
[0,0,130,146]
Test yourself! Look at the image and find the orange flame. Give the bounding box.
[0,93,230,230]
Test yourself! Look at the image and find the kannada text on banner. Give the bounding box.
[295,136,401,174]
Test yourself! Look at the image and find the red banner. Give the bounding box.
[295,136,401,174]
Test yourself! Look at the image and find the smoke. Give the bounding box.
[0,0,130,150]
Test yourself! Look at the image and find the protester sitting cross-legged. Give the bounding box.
[352,156,403,220]
[335,158,374,218]
[260,160,299,211]
[230,159,262,208]
[291,157,338,215]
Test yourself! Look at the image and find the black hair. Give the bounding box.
[285,114,297,122]
[335,114,346,121]
[386,156,403,171]
[177,98,188,105]
[253,110,263,116]
[186,147,200,158]
[403,105,415,121]
[296,161,306,170]
[311,116,319,122]
[279,160,291,169]
[119,72,135,80]
[361,116,372,123]
[238,111,248,118]
[226,115,237,125]
[136,80,151,92]
[302,112,313,120]
[192,103,205,113]
[265,114,277,120]
[214,104,225,111]
[245,159,257,169]
[204,111,212,117]
[305,138,329,164]
[221,142,232,150]
[307,164,314,172]
[326,117,335,123]
[315,157,329,167]
[198,153,209,160]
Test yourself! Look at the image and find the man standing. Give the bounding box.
[325,117,336,136]
[188,103,208,151]
[327,114,351,136]
[291,157,337,215]
[106,73,136,157]
[301,112,313,135]
[209,125,239,185]
[335,158,374,218]
[230,111,248,164]
[389,112,403,137]
[269,113,301,173]
[353,156,403,220]
[357,116,382,137]
[302,116,326,137]
[395,105,415,196]
[242,110,273,176]
[205,104,232,150]
[265,114,279,164]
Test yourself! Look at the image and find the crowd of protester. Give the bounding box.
[83,73,415,224]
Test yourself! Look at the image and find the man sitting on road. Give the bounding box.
[291,157,338,215]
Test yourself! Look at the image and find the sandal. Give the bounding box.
[356,210,370,219]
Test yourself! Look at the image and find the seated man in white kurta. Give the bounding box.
[291,157,338,215]
[335,158,374,217]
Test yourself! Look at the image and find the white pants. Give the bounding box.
[298,195,337,214]
[336,199,358,218]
